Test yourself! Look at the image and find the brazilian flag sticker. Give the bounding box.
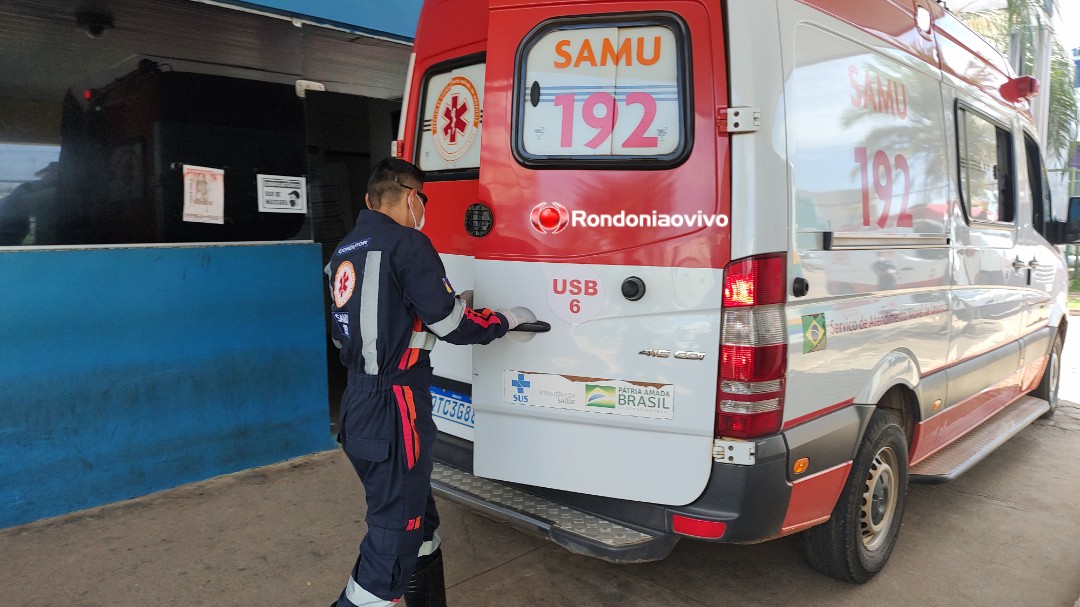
[585,384,617,408]
[802,313,827,353]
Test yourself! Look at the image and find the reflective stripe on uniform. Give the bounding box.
[399,317,424,371]
[427,297,465,337]
[391,385,421,470]
[359,252,382,375]
[345,576,397,606]
[418,531,442,557]
[408,331,437,350]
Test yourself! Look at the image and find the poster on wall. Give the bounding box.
[182,165,225,224]
[256,174,307,214]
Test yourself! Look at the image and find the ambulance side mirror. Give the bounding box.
[1048,197,1080,245]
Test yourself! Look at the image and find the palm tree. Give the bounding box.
[957,0,1079,167]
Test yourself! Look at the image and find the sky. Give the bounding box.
[951,0,1080,50]
[1059,1,1080,50]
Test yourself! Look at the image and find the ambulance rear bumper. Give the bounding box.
[432,433,791,563]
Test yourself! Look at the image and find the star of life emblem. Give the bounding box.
[432,76,480,162]
[334,261,356,309]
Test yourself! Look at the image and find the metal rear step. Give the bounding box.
[910,395,1050,484]
[430,462,678,563]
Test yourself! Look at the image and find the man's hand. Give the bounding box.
[458,289,474,309]
[495,308,523,330]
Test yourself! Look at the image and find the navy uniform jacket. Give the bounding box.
[327,210,508,380]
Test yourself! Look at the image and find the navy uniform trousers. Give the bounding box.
[336,368,438,604]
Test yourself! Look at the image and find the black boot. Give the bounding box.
[403,548,446,607]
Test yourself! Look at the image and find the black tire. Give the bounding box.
[1034,331,1064,419]
[801,409,909,583]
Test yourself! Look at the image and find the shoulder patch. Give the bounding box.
[442,277,454,293]
[333,261,356,308]
[333,312,350,338]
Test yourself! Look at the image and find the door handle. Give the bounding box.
[511,320,551,333]
[1027,260,1040,269]
[1011,258,1028,270]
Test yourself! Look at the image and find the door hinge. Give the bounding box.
[713,438,756,465]
[717,106,760,133]
[295,79,326,98]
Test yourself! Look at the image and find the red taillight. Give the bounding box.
[671,514,727,539]
[720,344,786,382]
[722,255,786,307]
[717,254,787,440]
[716,405,783,439]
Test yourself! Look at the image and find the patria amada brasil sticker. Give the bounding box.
[504,370,674,420]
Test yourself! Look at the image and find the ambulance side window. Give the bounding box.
[957,106,1015,224]
[1022,133,1053,237]
[415,58,485,177]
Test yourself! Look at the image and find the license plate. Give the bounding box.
[430,386,475,428]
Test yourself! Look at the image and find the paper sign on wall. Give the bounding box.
[257,174,307,214]
[182,165,225,225]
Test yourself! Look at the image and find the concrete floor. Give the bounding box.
[3,335,1080,606]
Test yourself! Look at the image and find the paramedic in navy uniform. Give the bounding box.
[327,158,525,607]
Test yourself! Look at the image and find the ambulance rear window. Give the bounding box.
[513,15,691,168]
[416,59,485,175]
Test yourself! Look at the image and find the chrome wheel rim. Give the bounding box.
[861,446,899,552]
[1049,350,1060,405]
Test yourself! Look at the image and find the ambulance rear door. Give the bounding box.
[471,0,732,505]
[408,0,489,441]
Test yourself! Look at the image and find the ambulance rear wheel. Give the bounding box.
[1034,331,1063,419]
[801,409,908,583]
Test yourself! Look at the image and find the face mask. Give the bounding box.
[408,194,425,231]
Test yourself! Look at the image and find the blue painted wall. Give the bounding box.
[0,244,333,528]
[234,0,423,41]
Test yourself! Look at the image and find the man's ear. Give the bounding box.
[365,193,373,210]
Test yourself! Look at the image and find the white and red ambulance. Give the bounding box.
[396,0,1080,582]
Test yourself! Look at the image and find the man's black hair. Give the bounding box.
[367,157,425,210]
